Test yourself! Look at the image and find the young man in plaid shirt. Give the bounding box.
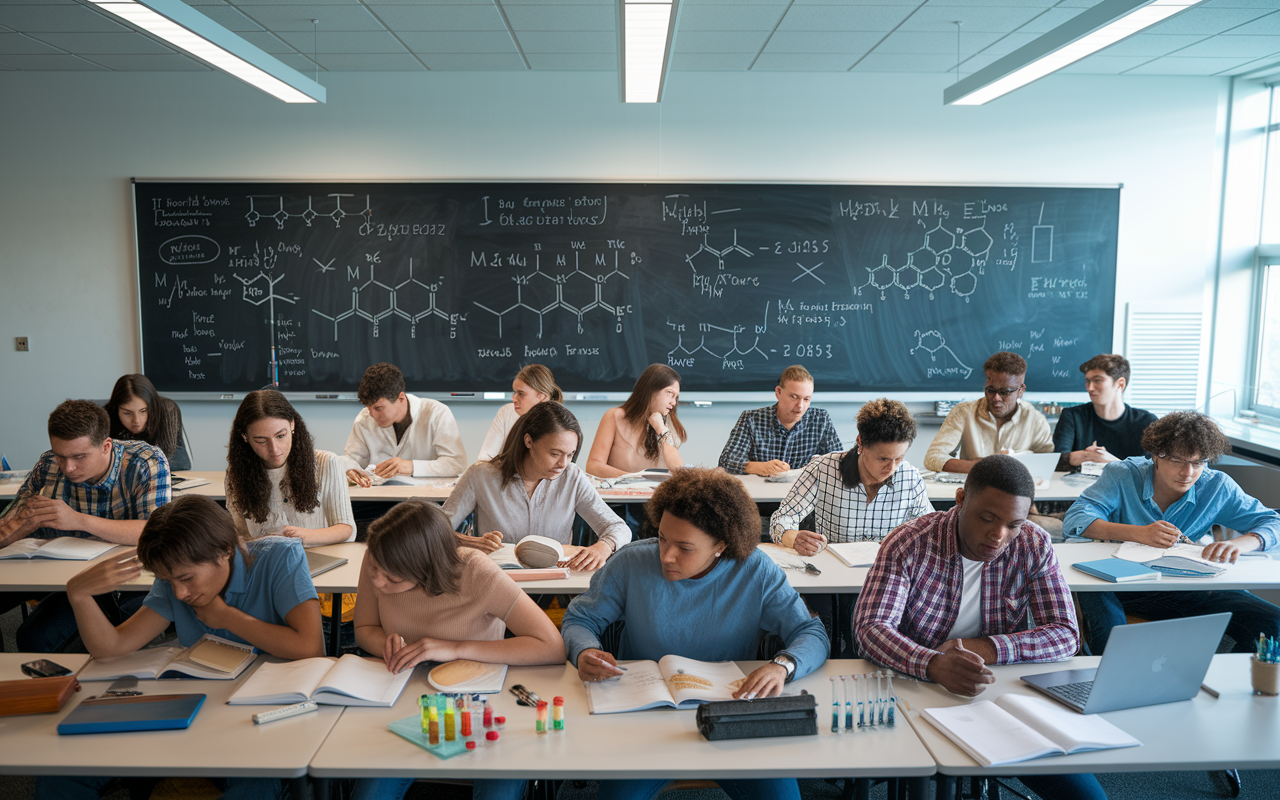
[717,364,842,477]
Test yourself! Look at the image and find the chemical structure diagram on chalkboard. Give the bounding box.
[685,230,758,299]
[244,194,375,235]
[665,302,771,369]
[472,250,632,339]
[853,217,994,303]
[310,257,468,340]
[911,329,973,379]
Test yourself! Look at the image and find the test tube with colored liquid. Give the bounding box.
[428,704,440,745]
[535,700,548,735]
[552,696,565,731]
[842,675,852,732]
[460,696,473,742]
[885,674,897,727]
[444,696,456,741]
[419,695,430,734]
[830,678,839,733]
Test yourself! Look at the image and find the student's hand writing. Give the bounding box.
[746,460,791,477]
[24,496,83,532]
[346,468,373,488]
[734,663,787,700]
[647,412,668,434]
[373,458,412,479]
[387,636,459,674]
[791,530,827,557]
[193,594,237,629]
[1136,520,1181,549]
[577,649,625,682]
[67,550,142,599]
[1201,535,1262,564]
[564,541,611,571]
[927,639,994,697]
[382,633,406,670]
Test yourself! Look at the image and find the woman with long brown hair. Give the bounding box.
[585,363,686,478]
[104,373,191,470]
[475,363,563,462]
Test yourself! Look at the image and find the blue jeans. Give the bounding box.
[36,776,280,800]
[1019,773,1108,800]
[596,778,800,800]
[351,778,526,800]
[1077,590,1280,655]
[17,590,147,652]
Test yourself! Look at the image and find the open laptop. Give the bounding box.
[1009,451,1059,487]
[1021,612,1230,713]
[305,551,349,578]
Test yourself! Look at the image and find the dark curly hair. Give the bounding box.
[493,401,582,487]
[138,495,249,577]
[645,468,758,561]
[357,362,406,406]
[48,399,111,446]
[984,351,1027,376]
[620,364,685,461]
[839,398,918,488]
[105,374,184,459]
[226,391,320,525]
[1141,411,1231,462]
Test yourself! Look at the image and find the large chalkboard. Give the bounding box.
[134,181,1119,395]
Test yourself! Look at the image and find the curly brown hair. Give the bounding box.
[357,363,406,406]
[48,399,111,446]
[645,468,758,561]
[983,351,1027,377]
[839,398,918,488]
[226,391,320,524]
[1141,411,1231,462]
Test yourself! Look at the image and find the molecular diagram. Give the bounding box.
[853,218,994,303]
[686,230,755,299]
[245,194,374,235]
[666,302,770,366]
[472,251,631,339]
[311,258,467,340]
[910,329,973,379]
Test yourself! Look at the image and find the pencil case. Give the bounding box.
[695,694,817,741]
[0,676,80,717]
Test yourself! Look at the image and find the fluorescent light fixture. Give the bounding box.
[86,0,325,103]
[944,0,1203,106]
[621,0,678,103]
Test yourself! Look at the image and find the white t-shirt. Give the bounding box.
[945,556,986,641]
[476,403,520,462]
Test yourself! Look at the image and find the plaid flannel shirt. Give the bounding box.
[2,440,170,539]
[717,405,843,475]
[853,507,1079,680]
[769,452,933,544]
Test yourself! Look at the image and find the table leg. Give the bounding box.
[905,776,929,800]
[933,776,956,800]
[288,776,312,800]
[328,592,342,657]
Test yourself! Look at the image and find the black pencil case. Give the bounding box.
[695,694,817,741]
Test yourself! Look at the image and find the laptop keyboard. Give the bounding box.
[1045,680,1094,707]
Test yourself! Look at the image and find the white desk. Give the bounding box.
[925,471,1091,505]
[0,655,342,783]
[895,653,1278,776]
[308,659,936,784]
[1054,541,1280,593]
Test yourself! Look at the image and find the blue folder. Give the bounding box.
[1071,558,1161,583]
[57,694,206,735]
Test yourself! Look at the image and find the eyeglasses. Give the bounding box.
[983,385,1024,398]
[1159,455,1209,469]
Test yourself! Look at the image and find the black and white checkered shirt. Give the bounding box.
[769,451,933,544]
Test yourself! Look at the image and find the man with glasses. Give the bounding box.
[1064,411,1280,654]
[924,351,1054,474]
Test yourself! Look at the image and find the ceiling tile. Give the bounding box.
[1198,0,1280,8]
[789,0,931,6]
[0,5,127,33]
[32,31,176,55]
[365,4,505,31]
[1013,7,1087,34]
[0,32,61,54]
[921,0,1057,6]
[237,5,386,31]
[680,4,783,31]
[186,5,261,32]
[898,5,1045,33]
[236,29,299,53]
[776,5,910,32]
[1144,7,1274,36]
[751,52,859,70]
[1222,12,1280,35]
[973,32,1040,57]
[668,51,756,70]
[517,31,615,53]
[525,52,614,69]
[675,30,769,52]
[872,30,1002,54]
[0,52,105,68]
[398,30,515,52]
[1126,55,1257,74]
[956,53,1000,72]
[222,0,363,5]
[852,51,961,71]
[276,30,407,52]
[1095,34,1208,57]
[1173,34,1280,57]
[504,4,614,31]
[420,52,528,69]
[272,52,321,70]
[90,53,211,70]
[316,52,424,69]
[1058,54,1157,74]
[764,31,885,52]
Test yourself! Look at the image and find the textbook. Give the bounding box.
[827,541,882,568]
[584,655,746,715]
[1071,558,1161,583]
[57,694,206,735]
[1111,541,1269,578]
[921,694,1140,767]
[0,537,118,561]
[78,634,257,681]
[227,654,412,707]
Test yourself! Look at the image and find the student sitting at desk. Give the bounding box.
[854,455,1104,800]
[341,362,468,487]
[717,364,842,476]
[351,500,564,800]
[562,468,829,800]
[475,363,562,461]
[105,373,191,471]
[444,402,629,571]
[1053,354,1157,469]
[0,399,169,653]
[1063,411,1280,655]
[585,363,685,478]
[39,494,322,800]
[924,351,1054,474]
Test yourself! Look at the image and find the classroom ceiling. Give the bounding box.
[0,0,1278,81]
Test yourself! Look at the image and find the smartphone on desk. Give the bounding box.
[22,659,73,678]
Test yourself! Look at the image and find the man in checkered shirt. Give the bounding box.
[717,364,842,476]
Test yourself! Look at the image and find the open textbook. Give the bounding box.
[584,655,746,715]
[79,634,256,681]
[0,537,118,561]
[921,694,1140,767]
[827,541,882,568]
[228,654,412,706]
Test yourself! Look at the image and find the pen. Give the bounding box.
[587,653,627,671]
[1200,683,1219,699]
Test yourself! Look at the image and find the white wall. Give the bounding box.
[0,70,1224,471]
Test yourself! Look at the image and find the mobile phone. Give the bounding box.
[21,659,72,678]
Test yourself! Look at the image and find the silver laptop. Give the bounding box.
[1021,613,1230,713]
[1009,451,1059,487]
[305,551,349,578]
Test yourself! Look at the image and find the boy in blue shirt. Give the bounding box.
[1064,411,1280,654]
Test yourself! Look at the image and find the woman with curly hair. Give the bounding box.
[561,468,828,800]
[105,373,191,471]
[225,390,355,546]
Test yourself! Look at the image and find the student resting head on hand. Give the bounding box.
[475,363,563,461]
[586,363,685,479]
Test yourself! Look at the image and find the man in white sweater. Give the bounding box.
[341,363,468,486]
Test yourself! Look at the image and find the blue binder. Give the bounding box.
[1071,558,1162,583]
[57,694,206,735]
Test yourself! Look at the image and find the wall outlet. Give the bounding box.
[15,337,28,352]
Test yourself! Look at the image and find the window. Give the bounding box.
[1256,261,1280,416]
[1264,89,1280,244]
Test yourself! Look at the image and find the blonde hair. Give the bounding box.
[515,364,563,403]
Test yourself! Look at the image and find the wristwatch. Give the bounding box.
[771,654,796,681]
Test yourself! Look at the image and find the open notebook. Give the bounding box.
[0,537,119,561]
[228,654,412,706]
[585,655,746,715]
